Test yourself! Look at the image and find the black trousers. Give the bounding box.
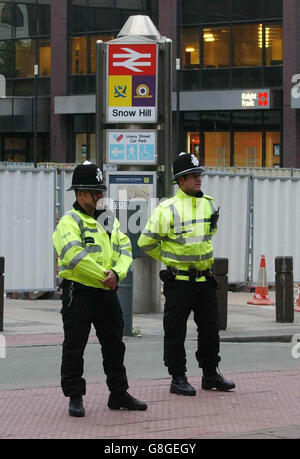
[163,279,221,377]
[60,283,129,398]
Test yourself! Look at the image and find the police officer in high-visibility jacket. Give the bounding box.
[53,161,147,416]
[138,153,235,396]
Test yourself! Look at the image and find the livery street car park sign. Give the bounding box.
[107,130,157,165]
[107,43,157,123]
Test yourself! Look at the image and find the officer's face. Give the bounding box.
[77,190,104,212]
[178,173,202,195]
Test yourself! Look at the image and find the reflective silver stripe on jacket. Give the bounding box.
[161,250,214,262]
[140,242,160,252]
[59,240,83,260]
[112,243,131,258]
[169,205,211,233]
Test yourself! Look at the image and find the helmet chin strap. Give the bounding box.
[89,191,98,207]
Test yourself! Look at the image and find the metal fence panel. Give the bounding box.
[202,174,250,284]
[0,168,56,291]
[252,177,300,284]
[59,169,75,217]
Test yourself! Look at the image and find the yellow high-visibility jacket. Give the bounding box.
[137,188,218,281]
[53,206,132,289]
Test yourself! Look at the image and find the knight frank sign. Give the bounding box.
[107,43,158,123]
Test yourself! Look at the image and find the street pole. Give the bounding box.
[33,64,38,166]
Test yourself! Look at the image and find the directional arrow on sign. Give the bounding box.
[112,47,151,73]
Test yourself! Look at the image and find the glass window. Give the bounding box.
[266,131,280,167]
[186,131,201,158]
[204,132,230,167]
[203,27,230,68]
[180,28,200,70]
[88,7,116,32]
[37,77,50,95]
[71,36,87,75]
[180,70,200,90]
[14,2,37,38]
[90,34,113,73]
[231,0,261,21]
[75,133,88,163]
[200,0,229,23]
[263,0,282,19]
[234,132,262,167]
[233,24,262,67]
[38,38,50,76]
[0,40,12,77]
[263,66,282,87]
[0,1,13,39]
[37,3,50,35]
[116,0,144,8]
[14,78,34,95]
[180,0,200,25]
[231,68,261,89]
[200,112,231,130]
[232,111,262,130]
[70,0,88,33]
[265,23,282,66]
[69,76,88,94]
[89,133,96,163]
[202,69,230,89]
[15,39,35,77]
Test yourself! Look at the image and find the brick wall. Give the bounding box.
[50,0,68,162]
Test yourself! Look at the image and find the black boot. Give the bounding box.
[170,375,196,396]
[202,369,235,391]
[108,392,148,411]
[69,396,85,417]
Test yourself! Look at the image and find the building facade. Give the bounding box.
[0,0,299,168]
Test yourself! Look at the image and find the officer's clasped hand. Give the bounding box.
[103,270,118,290]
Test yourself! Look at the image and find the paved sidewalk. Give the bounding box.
[1,291,300,440]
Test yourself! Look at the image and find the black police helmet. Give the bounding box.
[67,161,107,191]
[172,152,205,184]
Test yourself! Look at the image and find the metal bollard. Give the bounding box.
[0,257,4,332]
[118,268,133,337]
[275,256,294,323]
[212,258,228,331]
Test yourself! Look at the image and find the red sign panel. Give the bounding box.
[108,44,157,76]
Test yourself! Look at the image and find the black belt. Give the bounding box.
[167,266,210,279]
[176,269,209,278]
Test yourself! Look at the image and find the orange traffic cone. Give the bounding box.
[247,255,274,305]
[294,284,300,312]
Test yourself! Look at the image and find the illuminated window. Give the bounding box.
[71,36,87,75]
[38,39,50,76]
[90,34,113,73]
[234,132,262,167]
[233,24,262,67]
[266,132,280,167]
[204,132,230,167]
[15,39,35,77]
[181,28,200,69]
[203,27,230,68]
[265,23,282,65]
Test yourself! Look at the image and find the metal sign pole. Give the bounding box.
[96,16,172,323]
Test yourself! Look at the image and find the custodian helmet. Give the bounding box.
[67,161,107,191]
[172,152,205,184]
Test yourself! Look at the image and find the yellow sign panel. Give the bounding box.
[108,75,132,107]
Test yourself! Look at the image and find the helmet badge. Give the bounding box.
[96,168,103,183]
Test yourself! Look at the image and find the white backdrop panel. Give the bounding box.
[201,174,250,284]
[0,169,56,291]
[252,177,300,283]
